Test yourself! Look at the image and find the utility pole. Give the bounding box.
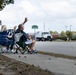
[48,28,50,32]
[70,25,72,32]
[70,25,72,41]
[43,22,45,31]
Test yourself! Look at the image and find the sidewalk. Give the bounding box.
[3,53,76,75]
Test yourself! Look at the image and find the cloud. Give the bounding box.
[0,0,76,33]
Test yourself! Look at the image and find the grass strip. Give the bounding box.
[38,51,76,60]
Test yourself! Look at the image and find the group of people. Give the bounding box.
[0,17,37,54]
[1,25,17,31]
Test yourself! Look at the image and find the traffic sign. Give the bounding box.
[32,25,38,29]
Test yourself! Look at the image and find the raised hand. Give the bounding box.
[21,17,28,25]
[24,17,28,23]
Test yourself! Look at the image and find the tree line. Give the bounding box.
[50,30,76,41]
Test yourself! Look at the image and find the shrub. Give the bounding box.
[53,36,67,41]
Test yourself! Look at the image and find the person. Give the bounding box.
[13,26,17,31]
[1,25,7,31]
[0,25,13,52]
[14,17,37,54]
[9,26,17,51]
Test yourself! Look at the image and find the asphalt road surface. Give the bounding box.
[35,41,76,56]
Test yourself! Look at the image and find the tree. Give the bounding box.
[53,31,59,34]
[50,31,59,34]
[69,31,76,40]
[0,0,14,11]
[66,30,72,40]
[60,31,66,36]
[50,31,53,34]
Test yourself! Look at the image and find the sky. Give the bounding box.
[0,0,76,33]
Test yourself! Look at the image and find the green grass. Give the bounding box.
[38,51,76,60]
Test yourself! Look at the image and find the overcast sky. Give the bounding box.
[0,0,76,33]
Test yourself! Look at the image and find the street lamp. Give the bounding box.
[0,20,2,25]
[65,26,67,40]
[70,25,72,41]
[65,26,67,32]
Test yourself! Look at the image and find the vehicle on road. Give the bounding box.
[35,31,52,41]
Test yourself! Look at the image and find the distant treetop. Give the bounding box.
[0,0,14,11]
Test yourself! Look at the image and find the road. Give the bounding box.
[34,41,76,56]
